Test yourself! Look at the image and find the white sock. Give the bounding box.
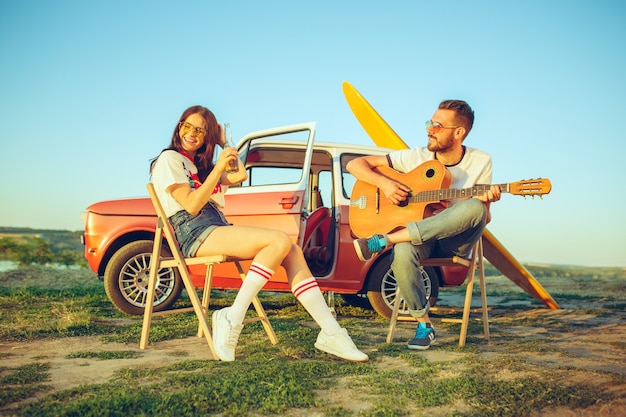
[228,262,273,324]
[292,277,341,335]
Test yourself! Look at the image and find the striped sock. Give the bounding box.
[292,277,341,335]
[228,262,274,324]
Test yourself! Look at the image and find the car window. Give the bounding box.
[244,166,302,187]
[238,130,311,188]
[318,170,332,207]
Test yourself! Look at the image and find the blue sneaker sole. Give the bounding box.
[407,336,436,350]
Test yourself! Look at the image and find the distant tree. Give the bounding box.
[14,238,53,266]
[0,233,87,267]
[0,237,19,259]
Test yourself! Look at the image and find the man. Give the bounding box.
[347,99,501,350]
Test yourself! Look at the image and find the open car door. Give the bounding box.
[218,122,316,285]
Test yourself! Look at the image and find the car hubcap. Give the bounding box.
[119,253,176,308]
[382,268,431,314]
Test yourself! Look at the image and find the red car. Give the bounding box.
[82,123,469,317]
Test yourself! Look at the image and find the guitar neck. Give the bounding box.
[413,183,509,203]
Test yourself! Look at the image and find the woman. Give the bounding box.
[150,105,368,362]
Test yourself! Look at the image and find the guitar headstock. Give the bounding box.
[510,178,552,198]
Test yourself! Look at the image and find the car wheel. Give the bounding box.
[366,252,440,319]
[103,240,183,315]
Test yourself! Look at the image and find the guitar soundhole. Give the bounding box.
[426,168,435,178]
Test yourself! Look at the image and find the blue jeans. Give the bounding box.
[391,198,488,318]
[169,202,231,257]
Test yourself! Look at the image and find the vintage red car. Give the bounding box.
[82,122,469,318]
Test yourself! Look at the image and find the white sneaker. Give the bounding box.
[315,328,368,362]
[212,307,243,361]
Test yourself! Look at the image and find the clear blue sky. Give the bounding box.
[1,1,624,267]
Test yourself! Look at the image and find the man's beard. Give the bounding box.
[426,135,454,153]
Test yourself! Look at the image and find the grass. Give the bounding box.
[1,266,625,416]
[0,363,52,408]
[64,350,140,360]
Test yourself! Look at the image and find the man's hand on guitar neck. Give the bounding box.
[476,185,502,203]
[476,184,501,225]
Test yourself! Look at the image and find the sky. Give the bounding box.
[1,1,625,267]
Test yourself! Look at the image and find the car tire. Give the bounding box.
[103,240,183,316]
[366,252,440,319]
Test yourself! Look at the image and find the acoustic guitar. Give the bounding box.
[349,160,551,238]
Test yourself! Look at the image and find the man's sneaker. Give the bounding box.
[315,328,369,362]
[212,307,243,361]
[353,234,387,261]
[407,322,436,350]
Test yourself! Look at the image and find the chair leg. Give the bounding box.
[251,296,279,345]
[459,245,481,347]
[198,263,215,339]
[476,242,490,341]
[386,287,402,344]
[459,238,490,347]
[177,265,218,359]
[139,271,157,350]
[140,229,164,350]
[327,291,336,318]
[458,271,475,348]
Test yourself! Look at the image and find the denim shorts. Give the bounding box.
[169,202,231,257]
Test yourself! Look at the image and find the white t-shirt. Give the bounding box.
[151,150,227,217]
[388,146,492,204]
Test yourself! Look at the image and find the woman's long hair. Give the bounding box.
[150,105,221,181]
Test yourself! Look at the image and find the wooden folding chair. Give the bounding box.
[140,183,278,359]
[386,237,489,347]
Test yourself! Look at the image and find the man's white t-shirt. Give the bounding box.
[151,150,227,217]
[388,146,492,204]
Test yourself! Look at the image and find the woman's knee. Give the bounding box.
[271,231,293,258]
[281,243,309,273]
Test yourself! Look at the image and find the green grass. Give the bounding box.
[0,363,52,408]
[0,287,119,341]
[13,360,367,417]
[65,350,141,360]
[1,266,625,416]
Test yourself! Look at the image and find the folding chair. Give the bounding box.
[140,183,278,359]
[386,237,489,347]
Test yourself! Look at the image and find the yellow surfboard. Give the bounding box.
[482,229,559,309]
[342,81,559,309]
[342,81,410,150]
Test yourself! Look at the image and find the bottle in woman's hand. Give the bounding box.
[223,122,239,173]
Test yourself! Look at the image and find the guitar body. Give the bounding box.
[349,160,451,238]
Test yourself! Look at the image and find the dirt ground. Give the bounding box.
[2,302,626,416]
[1,268,626,416]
